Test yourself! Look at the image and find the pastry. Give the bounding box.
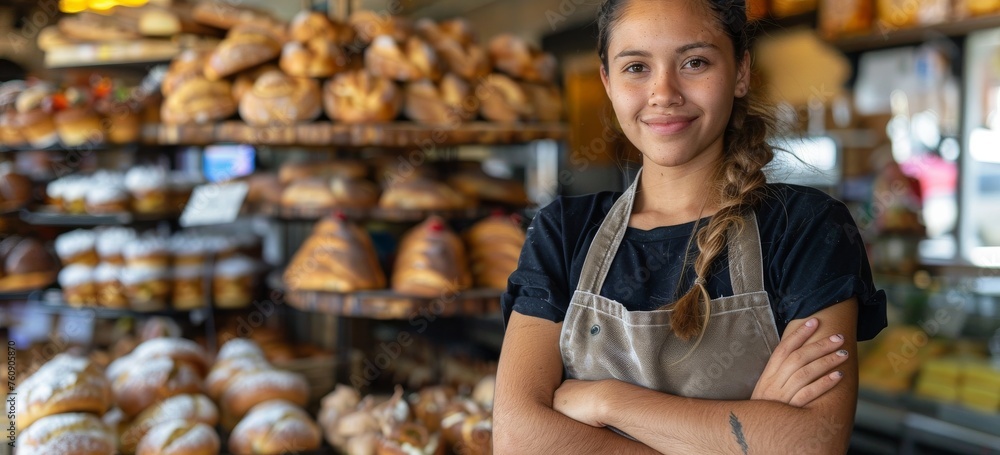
[120,266,171,311]
[161,77,236,125]
[96,227,136,265]
[0,166,33,208]
[120,393,219,455]
[127,337,211,377]
[278,160,369,185]
[16,413,116,455]
[55,229,99,266]
[283,215,386,293]
[0,80,26,148]
[323,69,402,123]
[54,106,104,147]
[231,64,278,104]
[191,1,277,30]
[172,265,208,310]
[212,255,257,309]
[447,169,529,206]
[107,355,202,417]
[415,19,490,81]
[488,34,557,83]
[205,356,270,402]
[59,264,96,306]
[279,38,350,78]
[228,400,321,455]
[123,235,171,269]
[477,73,534,122]
[14,83,58,149]
[216,338,267,362]
[410,386,456,433]
[13,354,113,431]
[162,50,209,98]
[440,407,491,455]
[404,73,476,126]
[349,10,412,44]
[168,172,203,211]
[392,216,472,297]
[242,172,282,206]
[465,215,526,289]
[280,178,336,211]
[377,422,444,455]
[35,26,72,51]
[290,10,356,44]
[170,234,211,268]
[4,237,57,276]
[61,179,90,214]
[136,420,220,455]
[523,83,564,122]
[85,185,130,214]
[329,176,380,209]
[378,178,469,211]
[204,24,283,81]
[238,70,322,126]
[58,11,140,42]
[365,35,441,82]
[94,263,128,308]
[125,166,170,214]
[220,369,309,425]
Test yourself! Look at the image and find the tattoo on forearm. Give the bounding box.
[729,412,749,455]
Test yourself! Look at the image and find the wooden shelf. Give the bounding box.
[44,40,180,69]
[830,15,1000,53]
[255,202,514,222]
[147,121,568,147]
[283,287,502,319]
[20,208,181,227]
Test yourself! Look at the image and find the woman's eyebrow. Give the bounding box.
[613,42,720,60]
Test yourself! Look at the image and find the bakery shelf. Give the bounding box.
[830,14,1000,53]
[148,121,569,147]
[44,40,181,69]
[0,272,57,299]
[19,208,181,227]
[283,287,502,319]
[256,202,502,222]
[25,289,254,320]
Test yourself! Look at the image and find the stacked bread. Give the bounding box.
[10,354,116,455]
[284,214,386,293]
[159,6,563,126]
[45,168,204,216]
[393,216,473,297]
[318,377,495,455]
[464,214,526,290]
[55,227,262,310]
[0,235,58,292]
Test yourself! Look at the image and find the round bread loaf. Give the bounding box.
[120,393,218,454]
[16,413,115,455]
[220,369,308,423]
[129,337,211,377]
[109,356,203,417]
[136,420,220,455]
[14,354,112,431]
[228,400,321,455]
[322,69,402,123]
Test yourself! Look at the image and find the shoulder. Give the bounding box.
[533,191,622,228]
[756,183,854,234]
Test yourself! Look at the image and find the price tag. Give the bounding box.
[180,181,249,227]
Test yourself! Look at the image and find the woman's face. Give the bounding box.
[601,0,749,169]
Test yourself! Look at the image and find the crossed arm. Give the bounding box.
[493,298,859,454]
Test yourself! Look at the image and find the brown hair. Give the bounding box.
[598,0,777,341]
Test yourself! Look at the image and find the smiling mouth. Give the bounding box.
[641,117,696,134]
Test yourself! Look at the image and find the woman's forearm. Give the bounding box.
[494,399,660,454]
[597,380,854,455]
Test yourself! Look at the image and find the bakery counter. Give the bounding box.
[148,121,568,147]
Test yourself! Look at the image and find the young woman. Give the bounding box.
[494,1,887,453]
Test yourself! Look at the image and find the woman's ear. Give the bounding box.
[735,50,751,98]
[600,65,611,98]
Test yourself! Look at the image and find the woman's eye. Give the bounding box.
[684,58,708,70]
[625,63,645,73]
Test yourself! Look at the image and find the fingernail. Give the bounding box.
[837,350,848,357]
[832,371,844,379]
[805,318,817,328]
[830,334,844,342]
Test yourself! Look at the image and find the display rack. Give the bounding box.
[831,14,1000,53]
[19,208,182,227]
[148,121,568,147]
[43,39,182,69]
[257,203,506,222]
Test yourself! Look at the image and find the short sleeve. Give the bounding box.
[768,198,887,341]
[500,200,571,327]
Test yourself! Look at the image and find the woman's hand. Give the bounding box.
[553,379,607,427]
[752,317,850,407]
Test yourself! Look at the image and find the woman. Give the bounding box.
[494,1,887,453]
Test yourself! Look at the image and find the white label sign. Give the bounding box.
[180,182,249,227]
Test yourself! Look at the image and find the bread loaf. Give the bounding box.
[523,83,564,122]
[53,107,104,147]
[204,25,282,81]
[392,216,472,297]
[161,77,235,125]
[121,394,219,454]
[322,70,402,123]
[129,337,211,377]
[58,12,140,42]
[464,215,525,289]
[378,178,469,211]
[108,356,203,417]
[17,413,116,455]
[349,10,411,44]
[415,19,490,81]
[488,34,556,83]
[4,237,57,276]
[447,169,529,206]
[191,1,276,30]
[205,356,270,401]
[238,70,322,126]
[228,400,321,455]
[404,74,475,126]
[366,35,440,82]
[477,73,533,122]
[220,369,309,424]
[284,215,386,293]
[278,160,368,185]
[279,39,349,78]
[135,420,220,455]
[162,50,209,98]
[14,355,113,431]
[377,423,443,455]
[290,10,356,44]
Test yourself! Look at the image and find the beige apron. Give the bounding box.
[559,172,780,401]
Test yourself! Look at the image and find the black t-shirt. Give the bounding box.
[502,183,887,341]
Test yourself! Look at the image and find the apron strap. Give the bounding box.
[728,211,766,295]
[576,170,641,295]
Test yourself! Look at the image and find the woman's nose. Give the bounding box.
[648,71,684,108]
